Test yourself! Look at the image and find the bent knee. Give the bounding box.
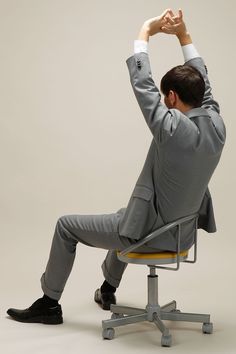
[56,215,73,233]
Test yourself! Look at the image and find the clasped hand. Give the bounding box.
[141,8,188,39]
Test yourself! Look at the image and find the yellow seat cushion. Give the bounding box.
[118,250,188,260]
[117,250,189,265]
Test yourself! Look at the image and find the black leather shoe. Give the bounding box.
[7,298,63,324]
[94,288,116,311]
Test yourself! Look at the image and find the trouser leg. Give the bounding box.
[101,250,128,288]
[40,212,130,300]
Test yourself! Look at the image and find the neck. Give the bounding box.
[176,102,193,114]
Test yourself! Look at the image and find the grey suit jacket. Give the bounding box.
[117,53,226,252]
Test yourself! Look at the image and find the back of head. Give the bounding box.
[160,65,205,108]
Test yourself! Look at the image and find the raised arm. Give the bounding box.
[162,10,220,113]
[126,9,182,144]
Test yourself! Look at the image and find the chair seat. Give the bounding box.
[117,250,188,265]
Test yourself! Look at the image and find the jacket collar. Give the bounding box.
[185,107,209,120]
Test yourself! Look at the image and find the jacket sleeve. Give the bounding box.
[185,57,220,114]
[126,52,181,144]
[186,57,226,143]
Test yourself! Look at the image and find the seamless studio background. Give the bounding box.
[0,1,235,353]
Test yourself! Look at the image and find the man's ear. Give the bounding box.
[168,90,177,106]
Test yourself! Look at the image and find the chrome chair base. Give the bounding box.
[102,267,212,347]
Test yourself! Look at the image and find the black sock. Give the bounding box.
[101,280,116,294]
[42,294,58,307]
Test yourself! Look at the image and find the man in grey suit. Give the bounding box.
[7,9,225,324]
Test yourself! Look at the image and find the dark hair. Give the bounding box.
[160,65,205,108]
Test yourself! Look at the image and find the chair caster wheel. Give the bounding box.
[111,313,124,319]
[202,322,213,334]
[161,334,172,347]
[103,328,115,340]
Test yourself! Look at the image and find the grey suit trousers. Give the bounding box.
[40,212,159,301]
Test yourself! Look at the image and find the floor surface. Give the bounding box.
[1,237,235,354]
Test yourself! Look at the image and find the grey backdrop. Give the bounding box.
[0,1,235,354]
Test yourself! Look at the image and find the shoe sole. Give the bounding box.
[8,314,63,325]
[95,300,110,311]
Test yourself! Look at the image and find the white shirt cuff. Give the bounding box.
[134,40,148,54]
[182,44,200,62]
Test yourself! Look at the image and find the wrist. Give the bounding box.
[138,24,150,42]
[177,32,192,46]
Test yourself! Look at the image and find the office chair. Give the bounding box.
[102,214,213,347]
